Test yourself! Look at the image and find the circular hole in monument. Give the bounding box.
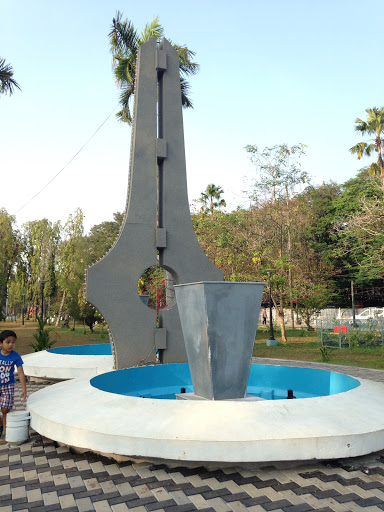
[138,266,176,310]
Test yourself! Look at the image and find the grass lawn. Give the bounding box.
[2,320,384,370]
[255,327,384,369]
[0,320,107,356]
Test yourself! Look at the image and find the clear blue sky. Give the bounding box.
[1,0,383,232]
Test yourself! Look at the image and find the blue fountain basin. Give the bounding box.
[90,363,360,400]
[48,344,112,356]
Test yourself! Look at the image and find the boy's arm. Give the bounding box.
[17,366,27,402]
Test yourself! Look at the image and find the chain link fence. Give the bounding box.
[316,319,384,348]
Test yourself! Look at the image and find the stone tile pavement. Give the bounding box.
[0,360,384,511]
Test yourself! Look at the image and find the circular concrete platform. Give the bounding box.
[22,344,113,380]
[27,364,384,464]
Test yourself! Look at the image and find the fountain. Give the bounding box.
[27,38,384,464]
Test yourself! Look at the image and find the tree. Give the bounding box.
[55,209,84,326]
[350,107,384,180]
[330,170,384,293]
[0,58,21,96]
[245,144,309,203]
[87,212,124,262]
[245,143,310,334]
[193,208,258,282]
[20,219,61,320]
[342,196,384,282]
[0,209,19,319]
[109,12,199,124]
[333,172,384,285]
[197,184,226,215]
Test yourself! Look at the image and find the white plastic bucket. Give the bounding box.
[5,411,30,444]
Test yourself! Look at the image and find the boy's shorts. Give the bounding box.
[0,384,15,410]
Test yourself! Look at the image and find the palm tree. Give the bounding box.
[198,184,226,215]
[350,107,384,179]
[109,12,199,124]
[0,58,21,96]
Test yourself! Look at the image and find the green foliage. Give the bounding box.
[29,316,57,352]
[87,212,123,263]
[296,282,336,329]
[244,143,310,202]
[297,182,340,260]
[78,288,103,333]
[350,107,384,179]
[19,218,61,311]
[139,266,168,311]
[109,12,199,124]
[192,209,259,283]
[0,209,19,315]
[196,184,226,215]
[56,209,86,322]
[349,327,383,348]
[319,346,334,362]
[332,172,384,285]
[0,58,21,96]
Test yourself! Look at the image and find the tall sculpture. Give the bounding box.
[86,38,223,369]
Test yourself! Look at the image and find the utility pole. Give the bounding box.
[21,294,25,327]
[41,280,47,321]
[266,270,277,346]
[351,280,356,327]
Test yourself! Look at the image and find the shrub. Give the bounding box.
[350,328,382,348]
[29,316,57,352]
[320,346,334,363]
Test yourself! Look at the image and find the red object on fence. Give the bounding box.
[334,326,347,333]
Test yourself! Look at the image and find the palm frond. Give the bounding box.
[116,107,133,124]
[114,57,135,86]
[171,44,199,76]
[354,119,369,135]
[109,11,139,60]
[0,57,21,96]
[180,76,193,108]
[109,13,199,120]
[139,16,164,44]
[365,143,377,157]
[116,86,134,124]
[350,142,369,159]
[368,162,381,177]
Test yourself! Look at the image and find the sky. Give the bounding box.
[1,0,384,233]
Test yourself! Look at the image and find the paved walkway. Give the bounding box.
[1,360,384,512]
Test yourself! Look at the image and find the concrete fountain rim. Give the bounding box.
[26,363,384,464]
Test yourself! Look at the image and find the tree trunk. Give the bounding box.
[62,314,70,328]
[278,290,288,342]
[277,308,287,342]
[55,291,66,327]
[272,293,288,342]
[288,266,295,329]
[286,185,295,330]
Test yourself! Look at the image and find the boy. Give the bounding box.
[0,330,27,443]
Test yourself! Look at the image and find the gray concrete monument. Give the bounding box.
[86,38,223,369]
